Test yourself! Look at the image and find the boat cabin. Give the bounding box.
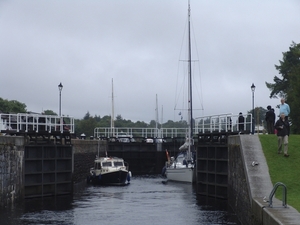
[94,158,125,170]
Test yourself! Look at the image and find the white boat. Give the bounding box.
[87,156,131,186]
[163,1,196,183]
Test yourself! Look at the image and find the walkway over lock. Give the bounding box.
[0,113,75,134]
[94,113,254,140]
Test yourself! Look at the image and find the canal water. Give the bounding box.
[0,176,240,225]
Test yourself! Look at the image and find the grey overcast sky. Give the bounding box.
[1,0,299,123]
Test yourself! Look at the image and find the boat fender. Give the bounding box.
[127,172,131,182]
[161,166,166,177]
[98,174,101,180]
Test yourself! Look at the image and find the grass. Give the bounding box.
[259,134,300,212]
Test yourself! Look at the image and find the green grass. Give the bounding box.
[259,134,300,212]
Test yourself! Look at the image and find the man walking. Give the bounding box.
[275,113,290,157]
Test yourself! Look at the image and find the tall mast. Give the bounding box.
[188,0,193,142]
[155,94,161,138]
[111,78,115,136]
[161,105,163,129]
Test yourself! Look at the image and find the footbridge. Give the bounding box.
[0,113,75,144]
[94,113,254,141]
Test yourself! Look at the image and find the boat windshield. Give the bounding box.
[102,162,112,167]
[95,162,101,169]
[114,161,124,167]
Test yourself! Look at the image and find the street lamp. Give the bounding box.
[251,83,256,134]
[58,82,63,117]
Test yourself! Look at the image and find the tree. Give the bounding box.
[265,42,300,133]
[43,110,57,115]
[249,107,268,128]
[83,111,91,120]
[0,98,27,113]
[116,115,123,121]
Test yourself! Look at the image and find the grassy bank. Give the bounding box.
[259,134,300,212]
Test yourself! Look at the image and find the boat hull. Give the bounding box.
[166,167,194,183]
[89,170,129,186]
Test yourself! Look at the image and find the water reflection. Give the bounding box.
[0,176,240,225]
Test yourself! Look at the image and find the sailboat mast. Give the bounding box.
[111,78,115,137]
[188,0,193,141]
[155,94,158,137]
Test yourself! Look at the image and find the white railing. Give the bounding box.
[0,113,75,133]
[94,113,254,138]
[195,113,253,133]
[94,127,189,139]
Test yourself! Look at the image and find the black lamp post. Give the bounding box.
[58,82,63,117]
[251,83,256,134]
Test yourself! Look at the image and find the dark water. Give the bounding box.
[0,176,240,225]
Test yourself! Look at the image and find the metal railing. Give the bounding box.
[268,182,287,208]
[94,113,254,139]
[195,113,253,133]
[93,127,189,139]
[0,113,75,133]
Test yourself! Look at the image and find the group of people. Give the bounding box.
[266,98,290,157]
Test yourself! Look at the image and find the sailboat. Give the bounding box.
[163,1,195,183]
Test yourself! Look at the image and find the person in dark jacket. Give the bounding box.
[274,113,290,157]
[265,105,275,134]
[238,112,244,132]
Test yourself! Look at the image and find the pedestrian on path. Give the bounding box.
[275,113,290,157]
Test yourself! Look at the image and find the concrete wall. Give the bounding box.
[72,139,106,184]
[228,135,300,225]
[0,136,24,207]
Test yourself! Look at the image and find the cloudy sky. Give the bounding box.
[1,0,299,123]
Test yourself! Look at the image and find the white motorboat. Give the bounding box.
[87,156,131,186]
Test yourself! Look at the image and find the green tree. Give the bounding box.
[0,98,27,113]
[98,115,111,127]
[83,111,91,120]
[43,109,57,115]
[265,42,300,133]
[249,107,268,128]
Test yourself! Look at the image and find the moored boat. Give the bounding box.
[163,1,197,183]
[87,156,131,186]
[163,140,195,183]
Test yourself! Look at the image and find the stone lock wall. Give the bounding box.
[228,137,253,225]
[228,135,300,225]
[72,139,106,184]
[0,136,24,207]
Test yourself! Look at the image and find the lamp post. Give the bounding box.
[58,82,63,117]
[251,83,256,134]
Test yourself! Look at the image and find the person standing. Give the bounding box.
[275,113,290,157]
[265,106,275,134]
[279,98,290,121]
[238,112,244,132]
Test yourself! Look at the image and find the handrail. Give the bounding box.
[0,113,75,134]
[268,182,287,208]
[94,113,255,138]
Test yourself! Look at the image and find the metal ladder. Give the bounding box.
[268,182,287,208]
